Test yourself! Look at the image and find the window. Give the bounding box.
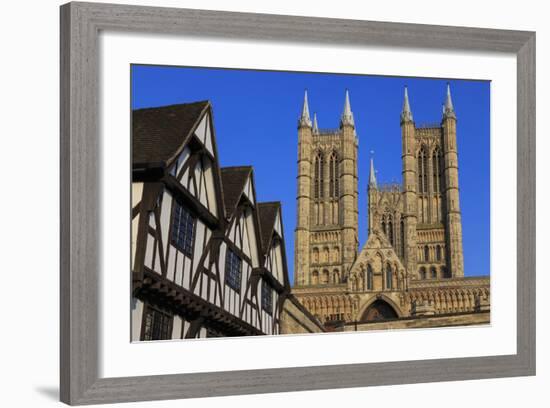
[388,220,394,246]
[171,201,195,256]
[417,147,428,194]
[314,151,324,199]
[431,266,437,279]
[385,264,393,290]
[424,245,430,262]
[436,245,442,261]
[142,304,172,341]
[225,248,242,292]
[261,280,273,314]
[367,265,373,290]
[329,151,339,198]
[400,220,405,257]
[433,148,442,193]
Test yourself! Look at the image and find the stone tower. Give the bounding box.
[441,84,465,277]
[395,84,464,280]
[400,86,419,280]
[294,90,359,287]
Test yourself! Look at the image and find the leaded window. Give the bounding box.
[261,280,273,314]
[171,201,195,256]
[225,248,242,292]
[142,304,172,341]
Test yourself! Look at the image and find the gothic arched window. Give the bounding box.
[400,220,405,257]
[424,245,430,262]
[417,146,428,194]
[432,147,442,193]
[329,151,339,198]
[436,245,442,261]
[388,219,394,246]
[367,264,373,290]
[431,266,437,279]
[314,151,324,199]
[386,264,393,290]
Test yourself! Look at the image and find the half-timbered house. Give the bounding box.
[131,101,322,341]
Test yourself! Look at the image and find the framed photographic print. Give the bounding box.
[60,1,535,405]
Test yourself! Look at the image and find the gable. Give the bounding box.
[193,112,215,157]
[351,230,406,275]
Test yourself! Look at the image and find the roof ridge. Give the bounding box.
[220,165,253,172]
[258,201,281,206]
[132,100,210,113]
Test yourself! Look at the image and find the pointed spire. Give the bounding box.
[400,86,414,124]
[312,112,319,134]
[340,89,355,127]
[369,155,377,189]
[443,82,456,119]
[298,89,312,128]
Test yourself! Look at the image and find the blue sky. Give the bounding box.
[132,65,490,279]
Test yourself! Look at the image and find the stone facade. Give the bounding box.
[292,86,490,330]
[280,295,325,334]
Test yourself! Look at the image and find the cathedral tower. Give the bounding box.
[441,84,465,277]
[400,86,419,279]
[294,90,359,286]
[294,91,313,286]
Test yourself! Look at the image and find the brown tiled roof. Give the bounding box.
[257,202,280,253]
[220,166,252,218]
[132,101,209,167]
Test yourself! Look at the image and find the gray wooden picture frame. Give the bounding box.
[60,1,536,405]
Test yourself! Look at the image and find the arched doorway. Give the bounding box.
[361,299,399,321]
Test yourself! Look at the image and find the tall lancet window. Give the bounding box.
[367,265,373,290]
[432,148,442,193]
[417,146,428,194]
[329,151,339,198]
[400,219,405,258]
[314,151,324,199]
[386,264,393,290]
[388,219,394,246]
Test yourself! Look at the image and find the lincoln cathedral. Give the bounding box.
[131,83,489,341]
[292,86,490,330]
